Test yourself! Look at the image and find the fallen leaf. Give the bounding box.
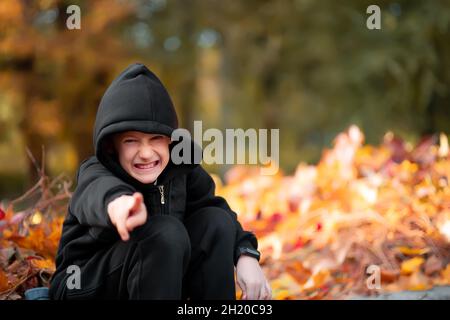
[381,269,400,283]
[29,258,55,271]
[397,246,429,256]
[401,257,425,275]
[0,269,10,292]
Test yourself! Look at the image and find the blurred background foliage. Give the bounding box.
[0,0,449,198]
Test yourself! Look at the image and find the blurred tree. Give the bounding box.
[198,0,450,170]
[0,0,139,187]
[0,0,449,196]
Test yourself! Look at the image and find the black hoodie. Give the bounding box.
[49,63,258,298]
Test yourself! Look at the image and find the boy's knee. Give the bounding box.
[131,215,191,254]
[187,207,236,240]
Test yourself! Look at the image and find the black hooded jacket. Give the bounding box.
[50,63,258,297]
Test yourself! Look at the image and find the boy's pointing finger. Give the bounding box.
[130,192,143,212]
[126,210,147,231]
[116,218,130,241]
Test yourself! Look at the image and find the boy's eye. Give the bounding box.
[124,139,138,143]
[151,135,163,140]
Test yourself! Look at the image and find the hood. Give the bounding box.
[93,63,201,190]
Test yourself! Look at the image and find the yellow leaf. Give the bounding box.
[401,257,425,275]
[441,264,450,282]
[398,246,430,256]
[30,211,43,225]
[408,284,429,291]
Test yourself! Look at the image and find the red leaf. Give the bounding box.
[270,212,283,223]
[294,238,305,249]
[316,222,322,232]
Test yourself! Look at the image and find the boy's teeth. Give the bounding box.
[136,161,158,169]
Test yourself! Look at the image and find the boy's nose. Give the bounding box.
[138,147,155,160]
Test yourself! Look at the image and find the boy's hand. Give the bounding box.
[107,192,147,241]
[236,255,272,300]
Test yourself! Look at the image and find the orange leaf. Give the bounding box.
[0,269,10,292]
[30,258,55,271]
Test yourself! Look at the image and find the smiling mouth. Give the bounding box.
[134,160,160,170]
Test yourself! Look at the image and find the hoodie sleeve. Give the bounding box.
[185,165,259,266]
[69,156,136,229]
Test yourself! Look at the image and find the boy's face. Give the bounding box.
[112,131,171,184]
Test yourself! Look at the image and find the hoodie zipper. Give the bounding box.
[157,185,166,215]
[158,185,165,204]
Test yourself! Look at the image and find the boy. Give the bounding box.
[49,63,271,300]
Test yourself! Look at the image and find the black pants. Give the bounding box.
[60,207,237,300]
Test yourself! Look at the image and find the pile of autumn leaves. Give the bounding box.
[216,126,450,299]
[1,126,449,299]
[0,174,69,299]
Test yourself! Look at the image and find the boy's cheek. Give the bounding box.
[163,160,170,171]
